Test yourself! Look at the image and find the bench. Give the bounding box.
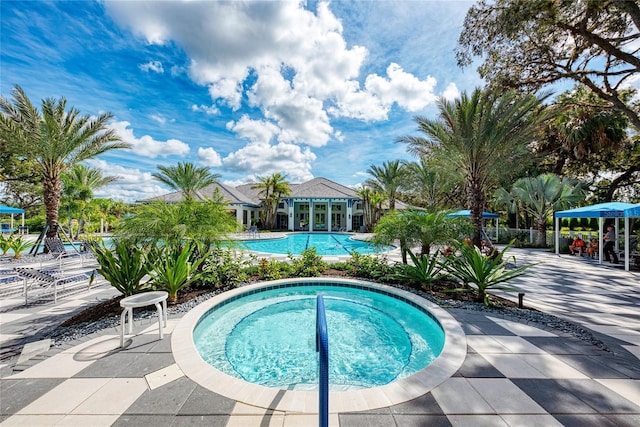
[120,291,168,347]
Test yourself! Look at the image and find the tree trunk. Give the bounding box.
[537,220,547,246]
[467,176,485,247]
[43,172,61,238]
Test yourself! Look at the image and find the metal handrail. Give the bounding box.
[316,295,328,427]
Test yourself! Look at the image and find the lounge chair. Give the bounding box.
[44,237,84,268]
[248,225,259,238]
[1,223,16,235]
[15,267,94,305]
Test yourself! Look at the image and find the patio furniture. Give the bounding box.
[120,291,168,347]
[44,237,84,268]
[1,223,16,235]
[15,267,93,305]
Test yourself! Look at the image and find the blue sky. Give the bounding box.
[1,0,482,203]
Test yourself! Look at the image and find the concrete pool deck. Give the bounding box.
[1,248,640,426]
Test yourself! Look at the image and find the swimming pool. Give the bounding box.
[193,284,445,390]
[172,278,466,412]
[236,232,391,255]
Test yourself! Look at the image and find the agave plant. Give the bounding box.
[147,241,209,303]
[91,239,150,297]
[8,236,34,259]
[442,243,532,306]
[393,249,442,290]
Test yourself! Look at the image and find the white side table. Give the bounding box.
[120,291,168,347]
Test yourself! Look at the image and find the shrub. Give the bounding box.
[288,247,326,277]
[441,243,532,306]
[345,251,394,281]
[393,249,442,290]
[91,239,150,297]
[200,247,252,288]
[257,258,289,281]
[8,236,34,259]
[147,241,208,303]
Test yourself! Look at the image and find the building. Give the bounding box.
[141,177,367,232]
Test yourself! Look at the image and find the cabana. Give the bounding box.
[446,210,500,241]
[554,202,640,272]
[0,205,25,233]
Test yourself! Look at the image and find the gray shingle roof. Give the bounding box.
[288,177,358,199]
[139,177,361,205]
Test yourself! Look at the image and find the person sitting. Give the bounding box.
[586,239,599,258]
[569,236,586,256]
[480,239,492,256]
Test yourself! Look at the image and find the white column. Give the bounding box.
[235,207,243,227]
[328,201,332,232]
[624,216,630,271]
[309,200,314,232]
[289,201,295,231]
[554,217,559,255]
[598,217,603,264]
[346,201,353,231]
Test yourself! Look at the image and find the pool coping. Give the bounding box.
[172,277,466,413]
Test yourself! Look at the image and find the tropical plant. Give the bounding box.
[393,249,443,290]
[147,242,208,303]
[345,251,394,281]
[152,162,220,200]
[0,85,128,237]
[257,257,288,281]
[442,243,532,306]
[61,164,119,238]
[117,196,240,247]
[356,187,385,232]
[288,247,327,277]
[91,239,150,297]
[510,173,586,246]
[0,235,11,255]
[366,160,406,211]
[252,173,291,229]
[403,156,458,209]
[8,236,34,259]
[200,247,252,288]
[398,88,549,246]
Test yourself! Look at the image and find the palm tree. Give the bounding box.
[366,160,405,211]
[118,192,240,248]
[152,162,220,200]
[356,186,386,232]
[61,164,119,237]
[398,88,549,246]
[510,173,586,246]
[402,156,460,209]
[252,173,290,230]
[0,85,128,237]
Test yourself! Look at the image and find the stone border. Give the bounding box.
[172,277,466,413]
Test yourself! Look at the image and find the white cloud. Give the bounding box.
[191,104,219,115]
[198,147,222,167]
[84,159,167,203]
[226,115,280,144]
[111,120,190,158]
[223,141,316,183]
[149,114,174,125]
[442,82,461,101]
[105,1,443,150]
[139,60,164,73]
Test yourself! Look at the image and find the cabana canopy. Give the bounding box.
[0,204,26,232]
[446,210,499,219]
[0,205,25,214]
[554,202,640,271]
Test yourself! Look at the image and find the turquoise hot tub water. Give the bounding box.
[193,283,445,390]
[237,232,392,255]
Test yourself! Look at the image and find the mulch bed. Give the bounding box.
[60,269,522,328]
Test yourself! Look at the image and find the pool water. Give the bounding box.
[193,284,445,390]
[237,232,391,255]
